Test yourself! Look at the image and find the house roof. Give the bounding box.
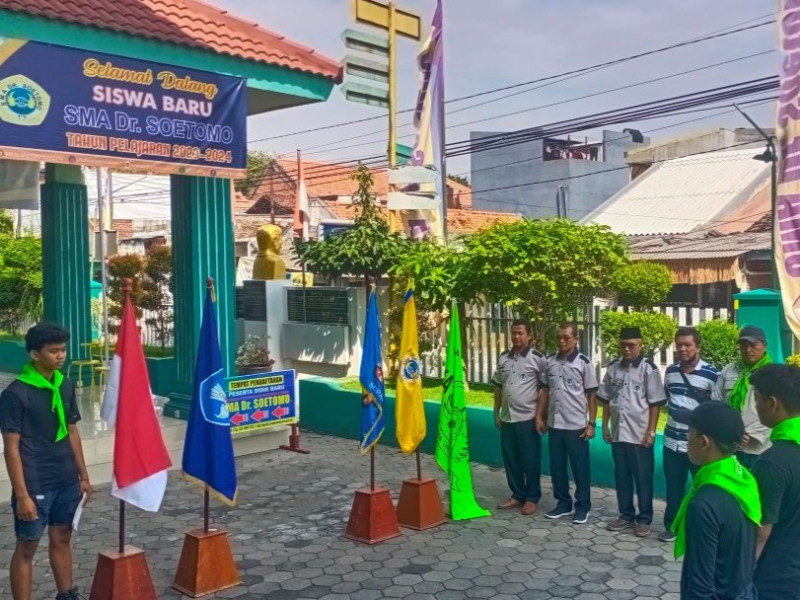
[321,201,518,236]
[583,149,770,236]
[629,231,771,261]
[239,159,473,215]
[710,184,771,235]
[0,0,341,80]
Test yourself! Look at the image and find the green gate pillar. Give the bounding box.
[163,175,236,420]
[734,289,792,363]
[40,164,92,364]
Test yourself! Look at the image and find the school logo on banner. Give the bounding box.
[199,368,229,426]
[0,75,49,126]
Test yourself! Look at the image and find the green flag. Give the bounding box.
[435,299,491,521]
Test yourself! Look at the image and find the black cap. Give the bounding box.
[620,327,642,340]
[739,326,766,344]
[686,402,745,451]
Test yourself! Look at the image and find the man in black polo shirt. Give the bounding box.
[0,323,93,600]
[749,364,800,600]
[676,402,760,600]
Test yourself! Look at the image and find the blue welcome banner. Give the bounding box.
[0,38,246,177]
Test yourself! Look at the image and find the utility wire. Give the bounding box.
[299,50,774,158]
[248,16,774,145]
[295,78,778,182]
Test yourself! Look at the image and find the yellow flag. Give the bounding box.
[396,282,426,454]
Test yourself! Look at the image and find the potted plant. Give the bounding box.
[235,335,275,375]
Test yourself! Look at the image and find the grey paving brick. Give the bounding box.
[0,432,682,599]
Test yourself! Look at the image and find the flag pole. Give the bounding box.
[204,277,215,534]
[117,276,135,555]
[415,449,422,481]
[203,488,210,534]
[118,500,125,554]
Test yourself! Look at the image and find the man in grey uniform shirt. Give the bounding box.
[492,318,548,516]
[599,326,666,537]
[539,322,598,524]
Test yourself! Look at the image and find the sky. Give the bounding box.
[217,0,778,179]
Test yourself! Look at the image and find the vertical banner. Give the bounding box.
[404,0,445,241]
[777,1,800,337]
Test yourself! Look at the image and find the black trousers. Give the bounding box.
[663,447,698,530]
[611,442,654,525]
[500,419,542,503]
[549,428,591,513]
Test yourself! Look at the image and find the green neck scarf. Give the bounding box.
[729,354,772,412]
[671,455,761,559]
[771,416,800,445]
[18,363,68,442]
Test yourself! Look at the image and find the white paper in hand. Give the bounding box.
[72,493,88,532]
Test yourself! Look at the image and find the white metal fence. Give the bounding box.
[420,303,731,385]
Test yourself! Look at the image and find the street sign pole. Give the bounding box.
[347,0,421,235]
[389,2,397,169]
[388,3,399,233]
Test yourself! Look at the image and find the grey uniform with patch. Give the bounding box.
[492,347,548,423]
[546,349,598,430]
[598,356,666,444]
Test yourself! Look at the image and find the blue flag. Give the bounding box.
[359,289,385,453]
[182,285,238,504]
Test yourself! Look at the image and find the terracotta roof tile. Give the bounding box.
[446,209,519,234]
[321,201,519,236]
[0,0,341,80]
[246,159,471,208]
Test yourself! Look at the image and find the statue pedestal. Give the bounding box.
[241,280,292,372]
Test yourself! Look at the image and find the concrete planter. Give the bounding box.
[298,377,668,498]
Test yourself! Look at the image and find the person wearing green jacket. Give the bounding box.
[712,325,773,470]
[750,364,800,600]
[675,401,760,600]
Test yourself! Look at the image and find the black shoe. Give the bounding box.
[572,510,590,524]
[659,530,677,542]
[545,506,573,519]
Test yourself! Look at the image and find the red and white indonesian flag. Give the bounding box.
[293,159,310,241]
[101,295,172,511]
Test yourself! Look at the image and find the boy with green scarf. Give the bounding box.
[750,364,800,600]
[677,401,760,600]
[0,323,92,600]
[712,326,772,470]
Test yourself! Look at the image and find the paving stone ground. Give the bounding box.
[0,432,681,600]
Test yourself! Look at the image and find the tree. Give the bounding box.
[600,310,677,359]
[295,164,408,281]
[612,261,673,309]
[390,240,468,313]
[234,151,274,197]
[448,174,470,187]
[140,245,173,350]
[696,319,739,369]
[0,233,42,331]
[460,219,629,342]
[107,254,146,329]
[0,210,14,236]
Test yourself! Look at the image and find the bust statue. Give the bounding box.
[252,224,286,281]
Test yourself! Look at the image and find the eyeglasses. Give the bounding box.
[556,335,574,341]
[619,342,641,349]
